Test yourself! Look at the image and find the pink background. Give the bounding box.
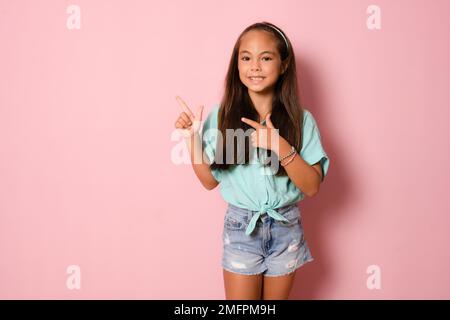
[1,0,449,299]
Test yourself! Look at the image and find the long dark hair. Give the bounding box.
[210,21,304,177]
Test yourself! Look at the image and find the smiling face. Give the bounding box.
[238,30,286,95]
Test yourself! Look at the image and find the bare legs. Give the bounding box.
[223,269,296,300]
[262,272,296,300]
[223,269,263,300]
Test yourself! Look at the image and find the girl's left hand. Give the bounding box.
[241,113,281,153]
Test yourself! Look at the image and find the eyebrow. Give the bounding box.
[239,50,275,55]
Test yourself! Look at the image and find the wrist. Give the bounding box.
[274,137,291,157]
[280,152,297,167]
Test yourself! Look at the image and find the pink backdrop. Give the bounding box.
[1,0,449,299]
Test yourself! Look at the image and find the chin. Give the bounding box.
[246,82,275,93]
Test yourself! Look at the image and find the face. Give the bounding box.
[237,30,286,95]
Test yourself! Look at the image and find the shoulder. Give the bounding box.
[302,108,311,120]
[301,108,320,127]
[203,103,221,128]
[211,103,221,115]
[207,103,220,117]
[301,108,314,126]
[208,103,221,121]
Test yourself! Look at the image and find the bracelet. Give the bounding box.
[279,146,296,162]
[281,152,296,167]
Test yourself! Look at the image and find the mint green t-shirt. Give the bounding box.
[201,104,330,236]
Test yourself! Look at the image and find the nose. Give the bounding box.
[250,60,261,72]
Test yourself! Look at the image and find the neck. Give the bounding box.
[248,90,274,122]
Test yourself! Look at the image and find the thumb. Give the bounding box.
[265,113,275,128]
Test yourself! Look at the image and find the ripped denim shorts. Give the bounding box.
[222,202,314,277]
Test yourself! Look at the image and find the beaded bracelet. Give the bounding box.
[279,146,296,162]
[281,152,296,167]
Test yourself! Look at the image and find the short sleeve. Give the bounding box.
[201,104,222,182]
[300,110,330,181]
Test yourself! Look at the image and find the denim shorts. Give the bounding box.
[221,202,314,277]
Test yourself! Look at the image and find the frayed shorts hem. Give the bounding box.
[222,265,265,276]
[222,257,314,277]
[262,257,314,277]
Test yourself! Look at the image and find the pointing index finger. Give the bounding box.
[241,117,263,129]
[175,95,195,119]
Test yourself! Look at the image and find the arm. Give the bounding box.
[276,137,322,197]
[185,132,219,190]
[174,96,219,191]
[241,113,324,197]
[241,111,328,197]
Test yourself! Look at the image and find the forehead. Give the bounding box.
[239,30,278,53]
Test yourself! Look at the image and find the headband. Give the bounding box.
[264,23,289,50]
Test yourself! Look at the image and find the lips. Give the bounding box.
[248,76,265,84]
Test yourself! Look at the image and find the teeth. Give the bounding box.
[250,77,264,80]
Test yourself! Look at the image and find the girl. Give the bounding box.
[174,21,330,300]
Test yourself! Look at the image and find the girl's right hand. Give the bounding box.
[174,95,204,138]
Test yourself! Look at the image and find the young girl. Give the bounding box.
[174,21,330,300]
